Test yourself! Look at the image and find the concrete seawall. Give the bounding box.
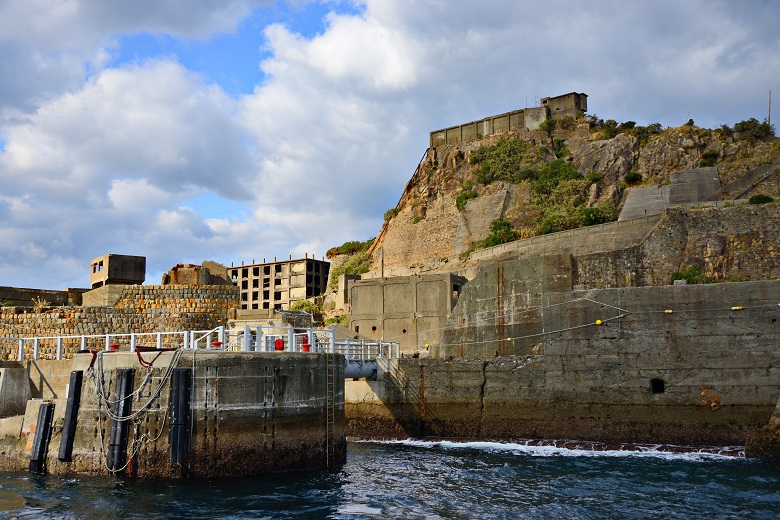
[0,351,345,477]
[346,280,780,448]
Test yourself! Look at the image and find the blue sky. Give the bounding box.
[0,0,778,289]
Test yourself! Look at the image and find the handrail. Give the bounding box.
[2,324,400,361]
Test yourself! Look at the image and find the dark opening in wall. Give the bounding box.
[650,378,665,394]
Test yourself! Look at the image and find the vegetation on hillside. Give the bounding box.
[326,238,374,259]
[468,139,619,238]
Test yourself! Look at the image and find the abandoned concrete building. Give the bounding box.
[89,254,145,289]
[349,273,466,349]
[228,256,330,312]
[429,91,587,149]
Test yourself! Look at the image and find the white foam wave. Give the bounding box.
[367,438,745,461]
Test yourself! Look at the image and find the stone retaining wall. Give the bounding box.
[0,285,239,360]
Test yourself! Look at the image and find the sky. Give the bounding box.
[0,0,778,289]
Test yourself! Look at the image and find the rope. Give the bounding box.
[89,348,184,473]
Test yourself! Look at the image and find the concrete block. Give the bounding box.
[0,368,29,416]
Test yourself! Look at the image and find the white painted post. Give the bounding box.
[243,325,251,352]
[130,334,137,352]
[218,326,226,346]
[182,331,188,350]
[105,335,111,351]
[33,338,40,359]
[345,338,351,361]
[17,339,23,361]
[80,336,87,352]
[287,326,295,352]
[56,337,63,360]
[156,332,162,350]
[329,332,335,354]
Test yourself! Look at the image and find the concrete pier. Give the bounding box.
[0,351,345,478]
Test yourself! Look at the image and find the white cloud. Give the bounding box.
[0,0,779,289]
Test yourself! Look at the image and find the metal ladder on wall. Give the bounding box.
[325,352,336,470]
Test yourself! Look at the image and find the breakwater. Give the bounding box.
[346,279,780,452]
[0,351,345,477]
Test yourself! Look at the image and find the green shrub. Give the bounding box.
[482,218,517,247]
[456,189,478,210]
[558,115,576,129]
[631,123,663,144]
[383,208,400,222]
[289,300,319,314]
[553,138,569,159]
[538,118,556,132]
[585,172,601,184]
[700,150,720,167]
[748,194,774,204]
[531,159,582,196]
[325,315,349,327]
[624,171,642,185]
[470,138,541,185]
[671,264,711,285]
[618,121,636,131]
[578,201,618,226]
[536,209,580,235]
[412,215,425,224]
[326,238,374,259]
[734,118,775,140]
[328,251,372,287]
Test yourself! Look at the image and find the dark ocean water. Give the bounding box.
[1,440,779,519]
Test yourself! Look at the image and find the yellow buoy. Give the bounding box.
[664,309,673,314]
[595,319,603,325]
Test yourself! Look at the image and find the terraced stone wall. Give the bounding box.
[0,285,239,360]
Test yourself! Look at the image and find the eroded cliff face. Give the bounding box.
[366,122,779,278]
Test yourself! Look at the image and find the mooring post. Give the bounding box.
[243,325,251,352]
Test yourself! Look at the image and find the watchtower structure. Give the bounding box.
[90,254,146,289]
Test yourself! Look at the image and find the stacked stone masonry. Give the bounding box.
[0,285,239,360]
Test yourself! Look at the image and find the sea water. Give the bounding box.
[1,440,778,519]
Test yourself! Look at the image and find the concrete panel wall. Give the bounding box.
[347,280,780,446]
[350,273,467,349]
[430,109,530,149]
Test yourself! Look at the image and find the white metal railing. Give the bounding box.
[1,325,400,362]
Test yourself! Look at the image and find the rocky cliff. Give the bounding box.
[364,118,780,279]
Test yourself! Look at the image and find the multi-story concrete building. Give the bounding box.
[228,256,330,311]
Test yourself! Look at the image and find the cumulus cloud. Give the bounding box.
[0,0,778,289]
